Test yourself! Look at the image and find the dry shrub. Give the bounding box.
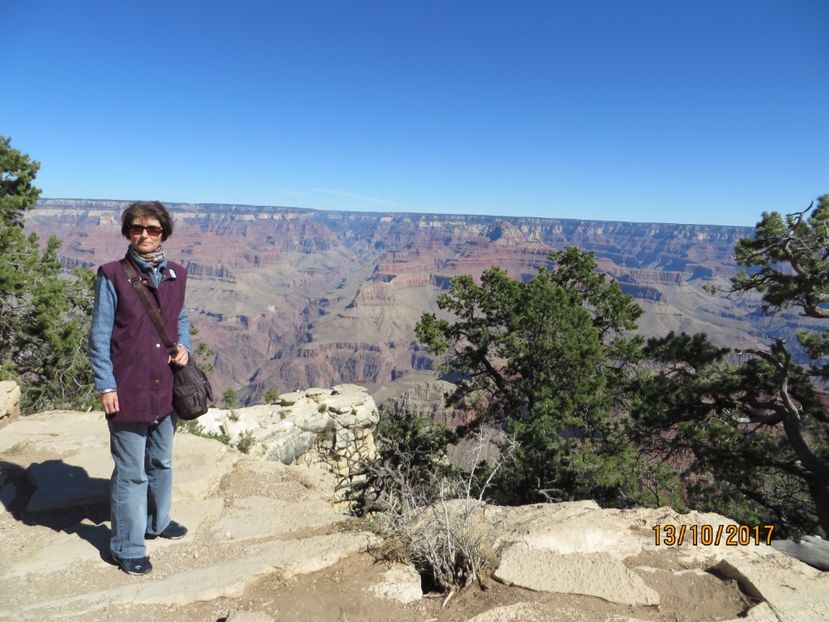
[362,426,515,593]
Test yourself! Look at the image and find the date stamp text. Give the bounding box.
[652,524,774,546]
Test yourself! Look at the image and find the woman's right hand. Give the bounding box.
[101,391,119,415]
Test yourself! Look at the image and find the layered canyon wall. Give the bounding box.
[31,199,801,411]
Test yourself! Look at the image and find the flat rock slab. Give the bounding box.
[304,387,333,399]
[367,564,422,604]
[169,432,239,500]
[290,403,333,433]
[0,495,219,578]
[226,612,275,622]
[333,399,380,427]
[0,531,377,620]
[771,536,829,571]
[0,412,114,513]
[463,602,647,622]
[495,546,660,607]
[496,500,642,559]
[322,393,363,414]
[724,603,782,622]
[144,498,224,551]
[0,412,239,512]
[26,453,111,512]
[0,410,107,455]
[464,602,543,622]
[232,457,336,493]
[331,384,368,396]
[212,495,344,541]
[277,391,305,405]
[716,556,829,622]
[1,498,223,575]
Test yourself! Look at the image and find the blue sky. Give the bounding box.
[4,0,828,225]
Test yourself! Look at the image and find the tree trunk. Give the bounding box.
[781,410,829,535]
[811,483,829,537]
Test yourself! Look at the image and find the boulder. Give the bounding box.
[196,386,379,482]
[494,546,659,606]
[367,564,423,604]
[716,555,829,622]
[276,391,305,406]
[772,536,829,571]
[0,381,22,425]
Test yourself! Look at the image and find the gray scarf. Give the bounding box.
[129,245,165,267]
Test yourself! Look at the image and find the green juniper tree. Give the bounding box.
[342,408,455,516]
[0,136,96,412]
[416,247,678,507]
[0,137,41,226]
[629,197,829,536]
[222,388,239,408]
[189,322,215,373]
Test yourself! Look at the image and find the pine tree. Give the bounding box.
[629,197,829,536]
[0,136,96,412]
[416,247,678,507]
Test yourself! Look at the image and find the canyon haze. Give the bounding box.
[27,199,814,416]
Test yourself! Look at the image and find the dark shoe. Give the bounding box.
[114,555,153,576]
[147,520,188,540]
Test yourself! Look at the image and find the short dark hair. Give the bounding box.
[121,201,174,241]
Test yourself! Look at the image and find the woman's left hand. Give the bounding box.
[169,345,190,367]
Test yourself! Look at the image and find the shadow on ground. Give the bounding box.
[1,459,111,559]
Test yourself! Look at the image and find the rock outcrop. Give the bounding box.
[482,500,829,621]
[384,379,469,427]
[0,409,379,621]
[0,381,21,426]
[196,384,378,481]
[1,398,827,621]
[772,536,829,571]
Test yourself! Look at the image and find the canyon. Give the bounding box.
[27,199,809,410]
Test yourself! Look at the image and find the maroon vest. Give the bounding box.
[99,255,187,423]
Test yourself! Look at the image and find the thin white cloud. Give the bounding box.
[312,188,397,207]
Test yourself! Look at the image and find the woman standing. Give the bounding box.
[88,201,191,576]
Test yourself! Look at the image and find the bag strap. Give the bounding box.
[120,258,178,355]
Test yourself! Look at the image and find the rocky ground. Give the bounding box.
[1,407,827,621]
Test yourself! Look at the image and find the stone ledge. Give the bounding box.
[0,381,21,425]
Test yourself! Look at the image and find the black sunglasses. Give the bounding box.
[129,225,163,237]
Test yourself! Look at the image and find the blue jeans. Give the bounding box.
[108,414,176,559]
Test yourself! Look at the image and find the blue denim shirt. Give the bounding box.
[89,254,191,393]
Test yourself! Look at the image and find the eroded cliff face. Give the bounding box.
[29,198,792,408]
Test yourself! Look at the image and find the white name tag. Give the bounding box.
[168,268,176,280]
